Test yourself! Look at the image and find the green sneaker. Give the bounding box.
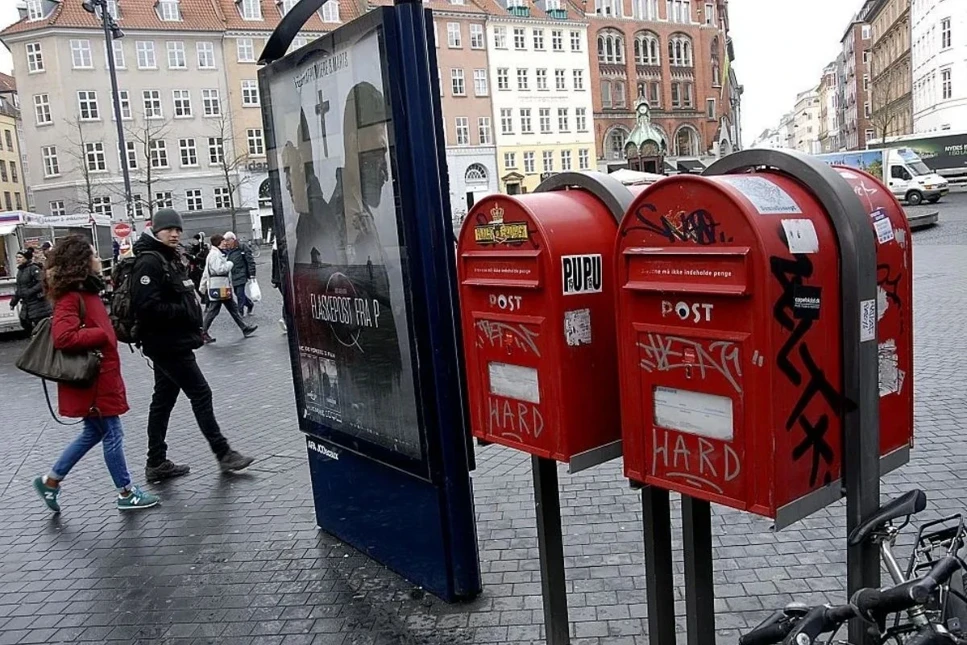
[33,476,61,513]
[117,485,160,511]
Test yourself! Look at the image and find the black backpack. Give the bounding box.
[110,251,164,345]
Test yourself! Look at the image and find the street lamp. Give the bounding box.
[81,0,133,224]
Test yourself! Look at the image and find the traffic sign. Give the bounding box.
[113,222,132,238]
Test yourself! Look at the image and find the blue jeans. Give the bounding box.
[234,284,252,313]
[50,416,132,491]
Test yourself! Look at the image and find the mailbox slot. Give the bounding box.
[623,247,752,296]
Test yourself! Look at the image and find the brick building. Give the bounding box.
[840,17,873,150]
[586,0,739,170]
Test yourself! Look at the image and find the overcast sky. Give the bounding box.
[0,0,862,145]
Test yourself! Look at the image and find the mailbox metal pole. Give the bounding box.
[682,496,715,645]
[533,456,570,645]
[641,487,676,645]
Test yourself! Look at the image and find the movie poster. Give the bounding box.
[267,26,423,461]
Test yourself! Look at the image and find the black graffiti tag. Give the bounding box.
[623,203,733,245]
[770,255,814,386]
[877,264,904,333]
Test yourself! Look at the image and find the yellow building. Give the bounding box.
[0,73,27,213]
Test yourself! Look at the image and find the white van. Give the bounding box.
[813,148,949,205]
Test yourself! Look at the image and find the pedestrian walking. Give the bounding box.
[10,248,52,334]
[224,232,256,316]
[31,235,160,512]
[271,239,287,334]
[200,234,257,341]
[130,209,255,482]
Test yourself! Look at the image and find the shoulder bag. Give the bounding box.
[16,295,103,387]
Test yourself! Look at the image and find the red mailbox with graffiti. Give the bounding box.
[456,191,621,463]
[616,172,860,528]
[832,166,914,468]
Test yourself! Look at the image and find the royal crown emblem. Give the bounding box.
[490,203,504,224]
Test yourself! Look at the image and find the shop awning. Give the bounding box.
[0,224,17,236]
[677,159,706,173]
[663,161,677,173]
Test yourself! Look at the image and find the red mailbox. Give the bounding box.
[615,168,912,528]
[457,179,628,464]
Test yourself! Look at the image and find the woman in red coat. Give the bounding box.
[32,235,160,512]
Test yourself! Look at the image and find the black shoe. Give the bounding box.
[202,331,216,344]
[243,325,258,338]
[219,450,255,473]
[145,460,191,482]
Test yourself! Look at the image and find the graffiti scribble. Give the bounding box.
[476,320,541,357]
[638,334,742,393]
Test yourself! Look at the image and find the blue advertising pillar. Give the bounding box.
[258,0,481,601]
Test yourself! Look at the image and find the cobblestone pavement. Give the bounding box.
[1,192,966,645]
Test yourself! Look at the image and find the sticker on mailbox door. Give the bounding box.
[562,254,603,295]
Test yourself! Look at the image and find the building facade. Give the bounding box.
[841,18,873,150]
[750,127,783,149]
[487,1,596,194]
[792,87,820,154]
[818,61,840,152]
[0,73,28,213]
[588,0,740,170]
[863,0,913,140]
[912,0,965,133]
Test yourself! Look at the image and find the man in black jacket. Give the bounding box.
[224,232,255,316]
[131,209,255,481]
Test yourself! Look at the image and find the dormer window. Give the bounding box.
[320,0,339,22]
[158,0,180,21]
[546,0,561,9]
[239,0,262,20]
[279,0,297,15]
[26,0,44,21]
[98,0,120,20]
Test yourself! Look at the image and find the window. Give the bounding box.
[197,42,216,69]
[150,139,169,168]
[561,149,572,170]
[494,26,507,49]
[0,162,7,182]
[865,128,875,142]
[550,70,565,92]
[208,137,224,164]
[49,201,65,217]
[602,80,613,108]
[33,94,51,125]
[614,80,626,108]
[474,69,489,96]
[539,108,551,133]
[635,31,660,65]
[92,196,112,217]
[573,69,585,90]
[321,0,339,21]
[865,101,871,118]
[478,117,492,145]
[280,0,297,15]
[122,141,138,169]
[517,68,529,91]
[504,152,516,168]
[863,51,869,64]
[558,107,569,131]
[291,36,308,51]
[179,138,198,166]
[185,189,203,211]
[862,24,871,40]
[500,108,514,134]
[109,40,125,69]
[549,30,564,52]
[451,69,466,95]
[13,193,22,211]
[942,18,951,49]
[704,2,714,24]
[497,68,509,90]
[71,40,93,69]
[684,82,693,108]
[242,80,260,106]
[523,152,535,174]
[42,146,59,177]
[668,34,693,66]
[143,90,163,119]
[137,41,157,69]
[578,148,589,170]
[158,0,180,20]
[668,0,691,23]
[10,162,17,183]
[447,23,462,48]
[597,0,618,15]
[520,108,533,133]
[533,29,545,50]
[78,91,100,120]
[202,89,221,116]
[942,68,952,100]
[649,81,661,107]
[536,69,548,91]
[576,107,587,131]
[167,41,186,69]
[706,98,715,119]
[4,131,11,153]
[542,150,553,173]
[172,89,192,117]
[514,28,526,50]
[214,187,231,209]
[455,117,470,145]
[240,0,261,19]
[247,128,264,156]
[26,43,44,73]
[2,192,10,211]
[570,30,582,51]
[26,0,44,20]
[85,142,107,172]
[469,24,485,49]
[597,30,625,64]
[237,38,255,63]
[155,191,173,209]
[117,90,132,120]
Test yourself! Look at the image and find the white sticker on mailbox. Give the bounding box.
[564,309,592,346]
[781,219,820,254]
[717,175,803,215]
[860,299,877,342]
[562,254,603,295]
[489,362,540,404]
[653,386,734,441]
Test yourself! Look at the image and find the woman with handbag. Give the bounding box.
[31,235,160,512]
[200,234,256,342]
[10,248,52,334]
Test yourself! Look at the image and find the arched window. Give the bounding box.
[634,31,660,65]
[596,29,625,64]
[674,125,699,156]
[668,33,692,67]
[465,163,488,184]
[608,127,629,160]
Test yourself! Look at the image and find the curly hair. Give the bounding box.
[44,235,94,300]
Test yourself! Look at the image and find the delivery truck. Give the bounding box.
[869,132,967,182]
[813,148,949,205]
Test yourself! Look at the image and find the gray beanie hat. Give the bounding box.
[153,208,184,232]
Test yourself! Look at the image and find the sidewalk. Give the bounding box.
[0,237,966,644]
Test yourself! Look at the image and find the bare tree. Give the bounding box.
[124,116,173,220]
[63,117,111,215]
[209,103,250,233]
[868,63,900,146]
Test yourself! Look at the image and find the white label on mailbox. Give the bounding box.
[564,309,592,346]
[653,386,734,441]
[860,299,877,342]
[562,254,603,295]
[873,216,895,244]
[489,362,540,404]
[781,219,820,254]
[717,175,803,215]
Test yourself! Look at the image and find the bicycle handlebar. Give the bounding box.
[739,612,797,645]
[852,555,962,623]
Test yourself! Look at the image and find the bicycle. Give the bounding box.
[247,238,262,259]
